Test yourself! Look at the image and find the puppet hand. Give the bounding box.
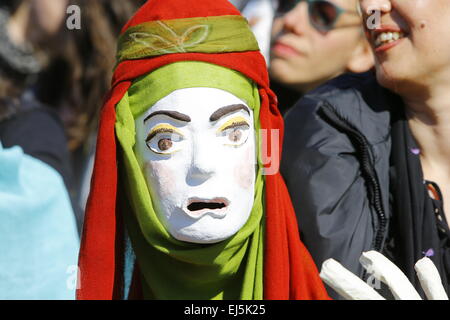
[320,251,449,300]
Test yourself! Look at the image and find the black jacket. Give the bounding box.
[281,72,394,281]
[0,99,73,188]
[0,97,82,234]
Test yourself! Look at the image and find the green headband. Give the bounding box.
[117,15,260,64]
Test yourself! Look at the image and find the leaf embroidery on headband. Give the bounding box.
[116,15,260,64]
[128,21,210,54]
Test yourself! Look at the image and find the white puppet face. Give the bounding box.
[134,88,256,244]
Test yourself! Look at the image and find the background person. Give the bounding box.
[0,0,79,300]
[34,0,146,220]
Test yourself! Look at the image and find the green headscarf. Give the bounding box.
[115,61,265,299]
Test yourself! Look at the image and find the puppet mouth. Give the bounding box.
[183,197,229,219]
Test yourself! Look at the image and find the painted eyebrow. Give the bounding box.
[144,110,191,123]
[217,117,250,133]
[209,104,250,122]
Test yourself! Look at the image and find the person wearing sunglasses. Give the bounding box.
[269,0,373,114]
[281,0,450,299]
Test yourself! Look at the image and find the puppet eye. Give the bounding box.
[146,126,184,154]
[217,119,250,147]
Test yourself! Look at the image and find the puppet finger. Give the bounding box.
[414,257,449,300]
[320,258,385,300]
[359,251,421,300]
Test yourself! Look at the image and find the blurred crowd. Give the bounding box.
[0,0,147,299]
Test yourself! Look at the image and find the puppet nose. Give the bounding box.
[188,143,216,183]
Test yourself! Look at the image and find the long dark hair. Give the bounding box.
[35,0,146,151]
[0,0,30,117]
[0,0,21,11]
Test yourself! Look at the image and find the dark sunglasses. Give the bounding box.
[275,0,358,32]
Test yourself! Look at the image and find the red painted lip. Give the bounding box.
[272,41,302,57]
[371,24,404,35]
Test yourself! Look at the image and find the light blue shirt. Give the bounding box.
[0,143,80,300]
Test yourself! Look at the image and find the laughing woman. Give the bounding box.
[76,0,330,300]
[281,0,450,298]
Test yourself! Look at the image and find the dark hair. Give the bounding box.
[35,0,146,151]
[0,0,32,116]
[0,0,22,12]
[0,74,22,120]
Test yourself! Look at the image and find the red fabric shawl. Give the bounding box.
[77,0,330,300]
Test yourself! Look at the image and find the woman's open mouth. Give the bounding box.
[183,197,230,219]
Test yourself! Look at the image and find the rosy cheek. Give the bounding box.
[234,147,255,190]
[144,161,175,198]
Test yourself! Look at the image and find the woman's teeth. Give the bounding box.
[374,31,404,47]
